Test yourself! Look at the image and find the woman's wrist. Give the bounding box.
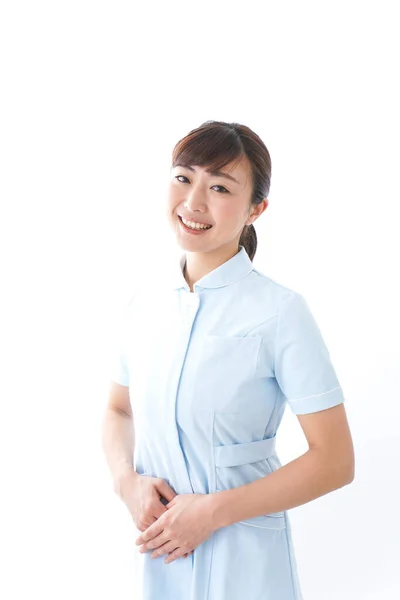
[113,464,139,499]
[207,490,231,530]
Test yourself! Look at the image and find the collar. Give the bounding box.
[170,245,254,291]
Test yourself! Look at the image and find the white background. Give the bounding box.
[1,1,399,598]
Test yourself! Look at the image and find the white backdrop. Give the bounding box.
[1,1,399,598]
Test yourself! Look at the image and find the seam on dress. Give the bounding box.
[238,520,285,530]
[289,385,342,402]
[206,410,217,600]
[210,411,217,493]
[284,512,297,599]
[254,335,262,374]
[274,291,296,372]
[244,313,279,337]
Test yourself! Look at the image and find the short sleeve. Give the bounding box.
[108,289,139,387]
[274,291,345,414]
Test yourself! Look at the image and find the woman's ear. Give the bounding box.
[246,198,268,226]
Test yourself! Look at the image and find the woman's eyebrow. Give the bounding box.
[175,164,240,185]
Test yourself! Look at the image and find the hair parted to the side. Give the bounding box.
[171,120,271,261]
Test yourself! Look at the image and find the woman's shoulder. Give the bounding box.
[248,266,301,311]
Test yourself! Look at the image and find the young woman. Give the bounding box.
[103,120,355,600]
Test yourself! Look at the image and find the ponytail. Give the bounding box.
[239,223,257,262]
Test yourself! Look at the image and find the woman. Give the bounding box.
[102,120,355,600]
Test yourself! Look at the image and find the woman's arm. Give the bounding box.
[210,403,355,529]
[101,381,140,498]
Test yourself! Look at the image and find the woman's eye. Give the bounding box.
[212,185,229,194]
[175,176,229,194]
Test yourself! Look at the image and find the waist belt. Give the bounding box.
[214,434,277,468]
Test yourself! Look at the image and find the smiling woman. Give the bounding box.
[165,120,271,268]
[104,120,354,600]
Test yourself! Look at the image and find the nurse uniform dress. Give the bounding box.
[109,244,345,600]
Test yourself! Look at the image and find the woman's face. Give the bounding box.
[166,156,265,253]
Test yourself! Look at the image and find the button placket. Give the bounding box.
[182,292,200,326]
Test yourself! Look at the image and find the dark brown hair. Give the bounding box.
[171,120,271,261]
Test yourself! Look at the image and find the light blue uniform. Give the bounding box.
[110,245,345,600]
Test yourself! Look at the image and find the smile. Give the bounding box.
[178,215,213,234]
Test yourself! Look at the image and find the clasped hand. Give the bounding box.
[135,493,216,564]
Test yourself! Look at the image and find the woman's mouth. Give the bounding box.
[178,215,213,235]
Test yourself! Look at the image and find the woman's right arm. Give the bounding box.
[101,381,140,499]
[102,382,194,557]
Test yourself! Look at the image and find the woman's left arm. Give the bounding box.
[210,403,355,530]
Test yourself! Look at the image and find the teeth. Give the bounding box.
[181,216,212,230]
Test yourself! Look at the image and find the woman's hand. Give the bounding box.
[118,470,175,529]
[117,470,193,559]
[134,493,217,564]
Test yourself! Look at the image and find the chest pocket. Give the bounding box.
[192,334,262,413]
